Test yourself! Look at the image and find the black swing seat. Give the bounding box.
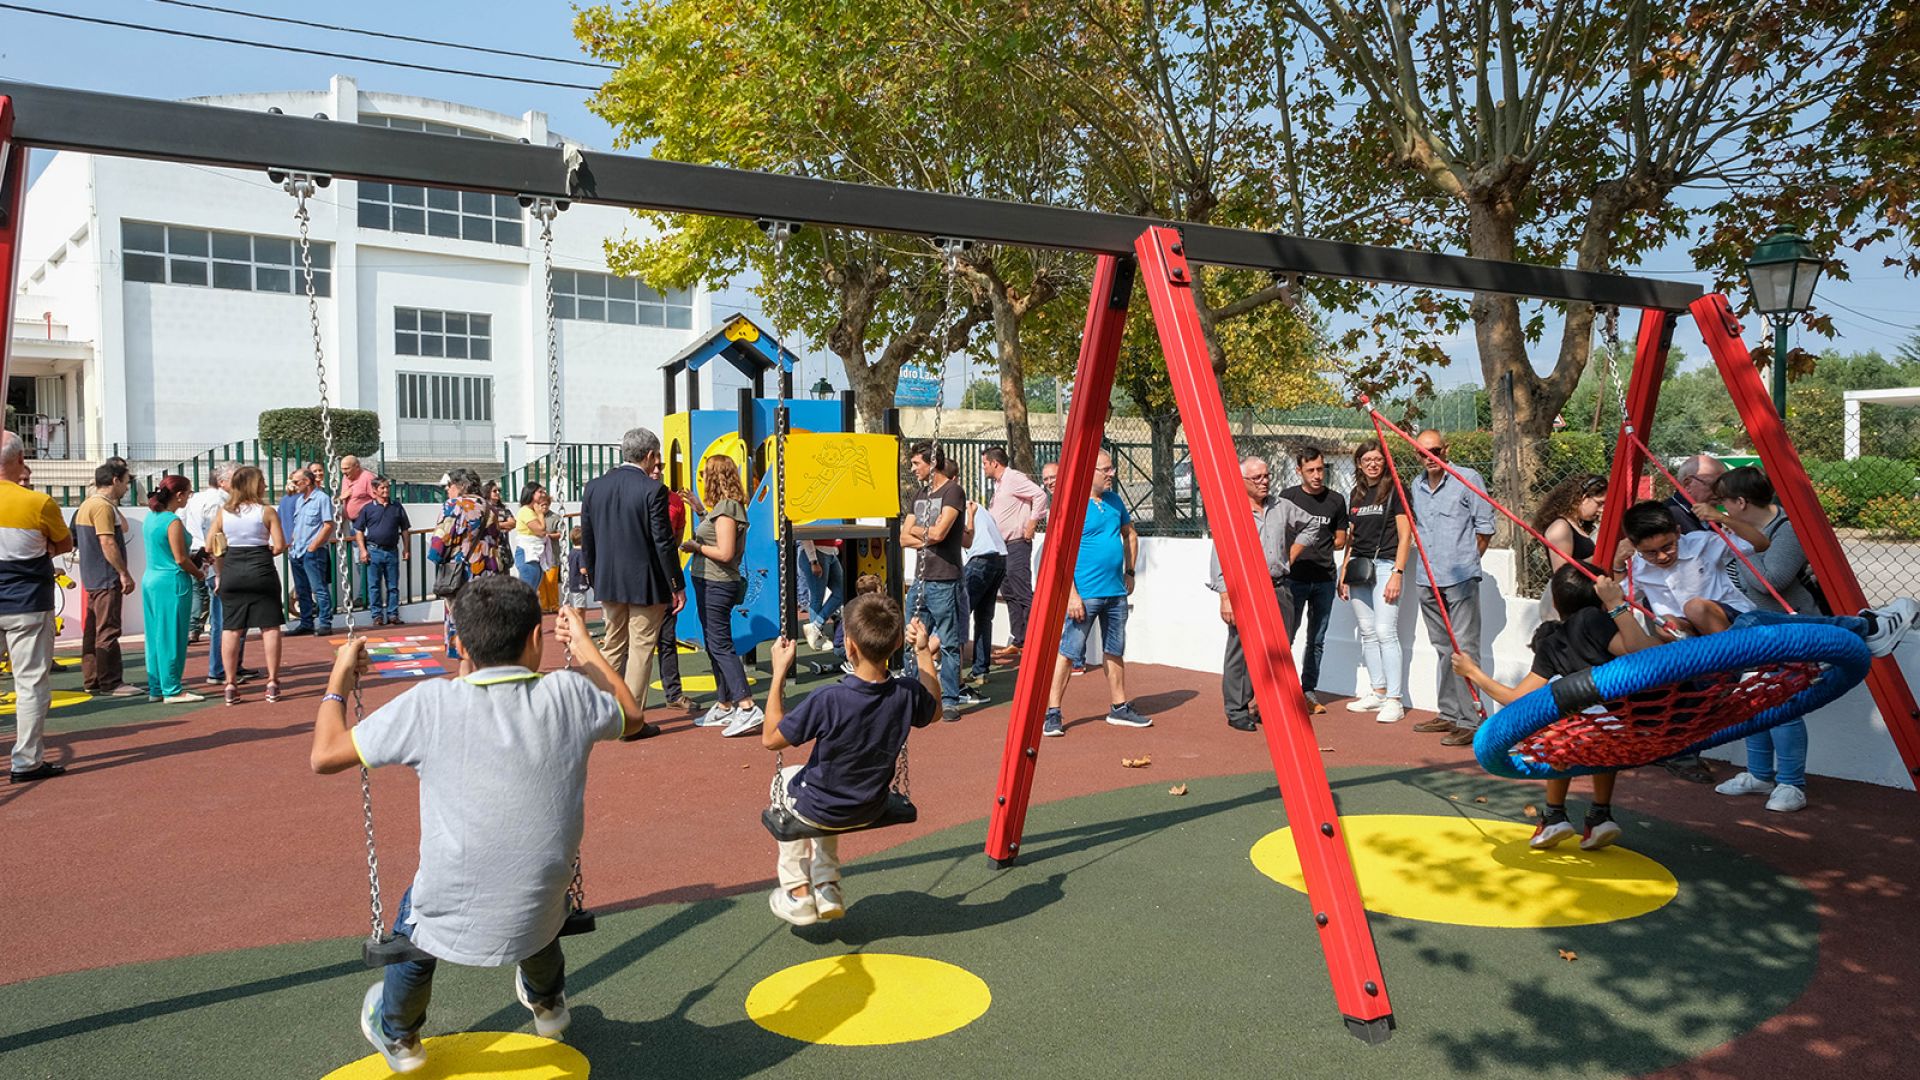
[762,792,917,842]
[361,908,598,967]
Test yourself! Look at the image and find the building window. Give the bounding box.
[397,373,493,423]
[122,220,331,296]
[358,116,524,246]
[395,308,492,360]
[552,269,694,329]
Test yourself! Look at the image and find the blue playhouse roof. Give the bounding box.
[660,312,797,380]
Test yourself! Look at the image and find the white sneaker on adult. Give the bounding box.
[514,973,572,1039]
[769,886,818,926]
[1765,784,1807,812]
[1375,699,1405,724]
[722,705,765,738]
[812,881,846,920]
[1346,691,1385,713]
[1861,598,1920,657]
[802,622,829,651]
[1714,771,1775,797]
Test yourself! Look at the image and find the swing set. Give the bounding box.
[6,80,1917,1045]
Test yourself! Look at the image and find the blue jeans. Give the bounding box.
[964,554,1006,676]
[367,547,401,622]
[1728,608,1863,789]
[291,549,333,630]
[909,578,963,703]
[1347,559,1403,700]
[1286,577,1337,693]
[513,548,544,589]
[693,576,749,703]
[1060,594,1128,661]
[799,552,846,628]
[205,587,225,681]
[379,887,565,1041]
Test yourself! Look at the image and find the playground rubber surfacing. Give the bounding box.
[4,627,1918,1078]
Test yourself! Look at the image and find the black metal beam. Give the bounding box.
[0,81,1704,310]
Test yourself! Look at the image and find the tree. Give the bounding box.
[1272,0,1899,535]
[960,378,1003,411]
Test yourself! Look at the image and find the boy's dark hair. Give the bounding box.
[570,526,583,545]
[938,457,960,480]
[1549,561,1607,616]
[854,573,883,596]
[843,593,904,661]
[1714,465,1775,506]
[983,446,1010,467]
[450,575,543,667]
[1622,500,1679,544]
[1293,444,1325,469]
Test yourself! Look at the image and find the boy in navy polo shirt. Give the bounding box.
[762,593,941,926]
[353,477,411,626]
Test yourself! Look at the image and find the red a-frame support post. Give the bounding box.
[1692,294,1920,784]
[1593,309,1677,558]
[985,229,1394,1043]
[0,97,29,390]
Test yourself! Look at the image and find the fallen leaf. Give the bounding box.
[1448,794,1459,801]
[1168,783,1189,796]
[1473,796,1488,804]
[1121,755,1152,769]
[1523,804,1540,818]
[741,764,751,769]
[1558,949,1579,962]
[1319,746,1335,752]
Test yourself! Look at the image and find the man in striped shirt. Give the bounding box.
[1,432,76,783]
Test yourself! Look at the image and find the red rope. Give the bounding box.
[1615,427,1798,615]
[1366,408,1484,719]
[1362,401,1663,626]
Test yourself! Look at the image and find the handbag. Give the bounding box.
[433,549,470,599]
[205,531,228,558]
[1342,557,1377,588]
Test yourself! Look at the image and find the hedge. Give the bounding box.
[259,407,381,457]
[1802,457,1920,526]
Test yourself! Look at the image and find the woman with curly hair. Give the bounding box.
[681,454,760,735]
[430,468,510,666]
[1531,473,1607,574]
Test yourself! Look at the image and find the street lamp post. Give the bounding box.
[1743,229,1824,417]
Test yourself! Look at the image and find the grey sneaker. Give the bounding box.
[1862,598,1919,657]
[1041,708,1065,737]
[1105,701,1152,728]
[721,705,765,738]
[769,886,819,926]
[694,703,736,728]
[359,983,426,1073]
[954,689,989,706]
[514,972,571,1039]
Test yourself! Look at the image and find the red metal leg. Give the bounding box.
[984,253,1132,864]
[0,96,27,390]
[1135,226,1393,1042]
[1692,294,1920,786]
[1593,309,1676,559]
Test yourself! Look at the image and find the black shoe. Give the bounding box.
[1662,756,1715,784]
[1227,716,1259,732]
[618,721,663,743]
[10,762,67,783]
[235,667,261,684]
[284,625,314,637]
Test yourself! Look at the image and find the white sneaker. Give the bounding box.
[1375,699,1405,724]
[1714,771,1776,797]
[721,705,765,738]
[802,622,829,651]
[1346,691,1385,713]
[813,881,846,920]
[163,691,207,704]
[769,886,818,926]
[1580,819,1622,851]
[1530,820,1577,849]
[360,982,427,1073]
[694,703,736,728]
[1765,784,1807,812]
[514,972,571,1039]
[1861,598,1919,657]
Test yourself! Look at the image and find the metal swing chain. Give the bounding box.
[286,173,384,942]
[533,198,573,670]
[1600,304,1627,429]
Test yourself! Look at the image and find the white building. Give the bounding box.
[11,76,718,477]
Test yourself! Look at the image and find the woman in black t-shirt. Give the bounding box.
[1340,444,1412,722]
[1530,474,1606,572]
[1452,564,1658,852]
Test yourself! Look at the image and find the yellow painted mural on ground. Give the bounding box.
[782,433,900,523]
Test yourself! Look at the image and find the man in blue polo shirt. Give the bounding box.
[284,467,337,636]
[1042,449,1149,737]
[1408,429,1495,747]
[354,476,411,626]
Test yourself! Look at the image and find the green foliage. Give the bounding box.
[1802,457,1920,525]
[257,408,379,457]
[1857,495,1920,539]
[960,379,1002,411]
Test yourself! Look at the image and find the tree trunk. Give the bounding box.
[1146,405,1181,531]
[1466,193,1554,548]
[993,297,1036,472]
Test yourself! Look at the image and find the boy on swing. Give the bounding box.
[309,575,644,1073]
[762,593,942,926]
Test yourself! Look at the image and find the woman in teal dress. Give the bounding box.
[143,475,207,703]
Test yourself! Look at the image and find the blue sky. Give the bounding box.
[6,0,1915,398]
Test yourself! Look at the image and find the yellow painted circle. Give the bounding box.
[322,1030,587,1078]
[746,953,990,1045]
[1251,813,1679,928]
[652,672,757,693]
[0,689,92,715]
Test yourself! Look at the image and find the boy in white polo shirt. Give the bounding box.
[308,575,643,1073]
[1618,499,1769,635]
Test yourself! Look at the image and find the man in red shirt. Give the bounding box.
[337,455,377,610]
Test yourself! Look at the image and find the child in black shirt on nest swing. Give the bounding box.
[1451,563,1660,851]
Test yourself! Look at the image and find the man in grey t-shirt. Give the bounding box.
[309,576,643,1073]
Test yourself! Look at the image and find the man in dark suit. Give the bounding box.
[581,427,686,735]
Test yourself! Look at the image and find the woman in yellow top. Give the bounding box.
[511,482,553,590]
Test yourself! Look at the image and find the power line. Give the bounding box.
[0,4,603,92]
[1826,299,1918,334]
[144,0,616,70]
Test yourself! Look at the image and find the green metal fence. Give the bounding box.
[46,440,341,508]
